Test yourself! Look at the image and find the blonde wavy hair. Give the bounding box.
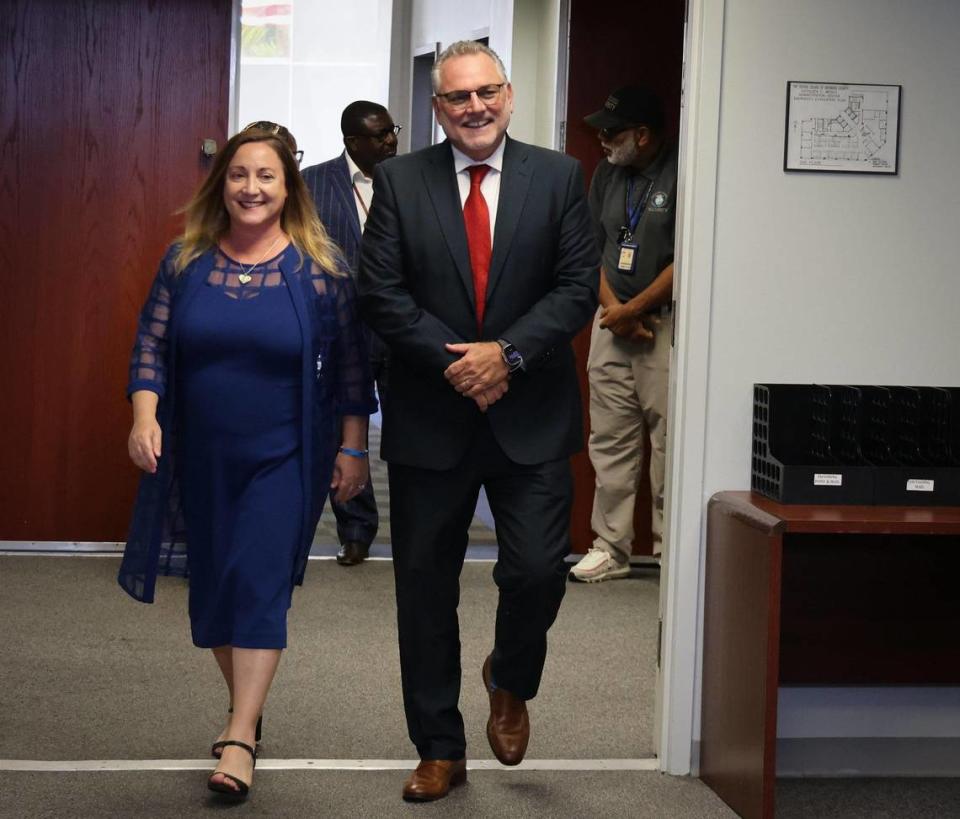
[174,128,343,275]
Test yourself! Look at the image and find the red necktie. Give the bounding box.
[463,164,491,329]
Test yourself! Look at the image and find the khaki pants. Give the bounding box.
[587,307,671,559]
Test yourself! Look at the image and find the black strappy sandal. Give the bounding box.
[207,739,257,801]
[211,710,262,758]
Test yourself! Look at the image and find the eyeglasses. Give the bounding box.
[434,83,506,111]
[348,124,402,141]
[598,124,640,141]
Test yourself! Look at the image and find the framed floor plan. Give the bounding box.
[784,81,901,174]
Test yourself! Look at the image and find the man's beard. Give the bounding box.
[605,139,639,166]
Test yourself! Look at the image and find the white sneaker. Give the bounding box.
[569,548,630,583]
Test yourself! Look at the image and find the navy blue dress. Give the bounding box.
[120,243,377,609]
[177,246,302,648]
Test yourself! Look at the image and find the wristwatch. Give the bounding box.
[497,339,524,373]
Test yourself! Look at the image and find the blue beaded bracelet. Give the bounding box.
[338,446,369,458]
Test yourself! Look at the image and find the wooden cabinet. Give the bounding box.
[700,491,960,819]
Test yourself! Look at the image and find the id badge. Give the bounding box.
[617,242,638,274]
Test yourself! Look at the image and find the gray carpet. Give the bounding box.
[0,556,658,761]
[776,777,960,819]
[5,558,954,818]
[0,770,737,819]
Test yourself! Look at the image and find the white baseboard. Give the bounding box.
[692,738,960,779]
[776,738,960,777]
[0,541,123,553]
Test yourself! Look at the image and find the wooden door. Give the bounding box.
[565,0,685,555]
[0,0,233,541]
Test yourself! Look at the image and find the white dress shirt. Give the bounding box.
[345,151,373,233]
[451,138,505,244]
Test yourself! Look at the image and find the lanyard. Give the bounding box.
[352,182,370,218]
[625,176,654,236]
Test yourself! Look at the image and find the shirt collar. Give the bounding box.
[451,137,506,175]
[344,150,370,183]
[637,144,670,182]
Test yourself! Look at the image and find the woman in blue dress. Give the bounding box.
[120,124,376,799]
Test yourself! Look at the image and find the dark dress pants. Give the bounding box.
[388,418,573,760]
[331,351,388,545]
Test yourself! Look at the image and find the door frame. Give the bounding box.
[554,0,726,774]
[656,0,725,775]
[229,0,242,133]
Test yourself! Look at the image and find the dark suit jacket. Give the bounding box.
[301,152,362,270]
[302,152,387,364]
[357,136,599,470]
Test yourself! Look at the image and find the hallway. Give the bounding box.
[1,554,707,817]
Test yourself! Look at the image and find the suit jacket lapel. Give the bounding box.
[334,153,362,247]
[487,136,532,304]
[421,143,475,314]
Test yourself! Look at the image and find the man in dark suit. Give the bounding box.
[357,41,599,802]
[301,101,399,566]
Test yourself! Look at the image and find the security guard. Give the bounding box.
[571,85,677,582]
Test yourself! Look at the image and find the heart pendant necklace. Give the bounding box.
[234,235,282,285]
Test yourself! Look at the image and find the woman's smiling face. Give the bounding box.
[223,141,288,230]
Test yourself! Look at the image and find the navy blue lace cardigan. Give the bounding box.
[119,245,376,603]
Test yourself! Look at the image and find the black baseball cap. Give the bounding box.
[584,86,664,131]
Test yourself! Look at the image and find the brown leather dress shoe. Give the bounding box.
[482,655,529,765]
[401,758,467,802]
[336,541,369,566]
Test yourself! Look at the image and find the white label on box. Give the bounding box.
[906,479,935,492]
[814,473,843,486]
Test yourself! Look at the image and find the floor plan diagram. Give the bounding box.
[785,82,900,173]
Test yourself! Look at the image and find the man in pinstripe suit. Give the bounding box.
[301,101,399,566]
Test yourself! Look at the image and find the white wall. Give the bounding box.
[509,0,561,148]
[389,0,414,153]
[684,0,960,763]
[238,0,394,167]
[411,0,514,63]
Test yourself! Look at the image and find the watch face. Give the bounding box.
[499,340,522,371]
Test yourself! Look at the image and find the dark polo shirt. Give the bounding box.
[588,144,678,303]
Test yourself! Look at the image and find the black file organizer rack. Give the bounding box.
[862,386,960,505]
[752,383,960,505]
[752,384,873,504]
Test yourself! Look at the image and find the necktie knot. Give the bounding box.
[468,164,490,188]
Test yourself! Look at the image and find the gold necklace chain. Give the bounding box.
[231,235,283,285]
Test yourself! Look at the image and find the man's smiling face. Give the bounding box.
[433,53,513,161]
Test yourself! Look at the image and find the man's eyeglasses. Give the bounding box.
[242,120,303,165]
[598,124,640,141]
[434,83,506,111]
[348,124,402,141]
